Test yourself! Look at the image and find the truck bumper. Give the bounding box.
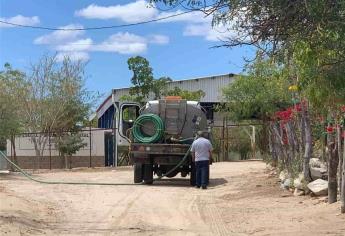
[130,143,191,165]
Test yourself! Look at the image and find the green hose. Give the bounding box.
[133,113,164,143]
[0,148,191,186]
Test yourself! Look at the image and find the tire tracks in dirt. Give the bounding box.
[196,191,245,236]
[106,187,144,231]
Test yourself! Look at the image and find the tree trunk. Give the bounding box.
[337,126,343,197]
[302,102,312,182]
[69,155,72,169]
[328,136,339,204]
[10,135,17,172]
[272,123,286,166]
[268,125,278,167]
[341,134,345,213]
[32,137,41,170]
[64,155,68,169]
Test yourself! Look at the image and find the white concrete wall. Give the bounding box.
[0,152,8,169]
[6,129,109,157]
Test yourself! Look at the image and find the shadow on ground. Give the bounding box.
[151,177,228,188]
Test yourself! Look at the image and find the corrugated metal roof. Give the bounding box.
[111,73,236,103]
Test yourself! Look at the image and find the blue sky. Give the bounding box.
[0,0,254,96]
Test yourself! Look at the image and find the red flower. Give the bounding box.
[275,110,293,120]
[318,116,324,122]
[341,105,345,112]
[294,103,302,112]
[273,103,304,121]
[326,126,334,133]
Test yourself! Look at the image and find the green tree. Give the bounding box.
[222,56,309,178]
[0,63,27,165]
[127,56,155,102]
[55,133,87,169]
[222,57,291,121]
[20,55,94,168]
[291,34,345,204]
[125,56,172,103]
[124,56,206,103]
[152,76,172,99]
[167,87,205,101]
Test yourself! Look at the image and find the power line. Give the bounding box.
[0,10,195,31]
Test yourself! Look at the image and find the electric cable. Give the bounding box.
[0,11,194,31]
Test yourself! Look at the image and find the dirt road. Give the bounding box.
[1,161,344,236]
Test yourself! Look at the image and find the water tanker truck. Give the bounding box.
[129,97,208,185]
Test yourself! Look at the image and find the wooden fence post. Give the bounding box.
[328,131,339,204]
[341,132,345,213]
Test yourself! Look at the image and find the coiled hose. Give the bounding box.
[132,113,164,143]
[0,148,191,186]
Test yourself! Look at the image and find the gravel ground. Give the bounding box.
[1,161,344,236]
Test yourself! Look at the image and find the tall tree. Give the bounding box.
[122,56,172,103]
[222,57,291,121]
[19,55,94,168]
[0,63,27,166]
[127,56,155,101]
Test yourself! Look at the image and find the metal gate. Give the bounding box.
[104,132,114,166]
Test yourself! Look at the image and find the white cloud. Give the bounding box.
[34,24,92,61]
[75,1,210,24]
[75,0,157,23]
[92,33,170,54]
[55,38,93,52]
[34,24,85,44]
[56,51,90,62]
[75,1,234,42]
[93,32,147,54]
[34,27,170,60]
[148,34,169,44]
[184,23,242,42]
[0,15,40,28]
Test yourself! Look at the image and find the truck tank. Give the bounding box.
[130,98,208,184]
[140,99,207,141]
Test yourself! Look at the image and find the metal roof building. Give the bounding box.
[94,73,236,166]
[111,73,236,103]
[96,73,237,129]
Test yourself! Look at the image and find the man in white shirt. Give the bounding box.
[191,131,213,189]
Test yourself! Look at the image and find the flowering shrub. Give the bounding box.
[341,105,345,113]
[326,126,334,133]
[274,103,303,121]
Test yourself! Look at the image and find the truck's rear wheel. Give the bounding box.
[134,163,143,183]
[143,164,153,184]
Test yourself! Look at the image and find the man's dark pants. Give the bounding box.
[195,160,209,187]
